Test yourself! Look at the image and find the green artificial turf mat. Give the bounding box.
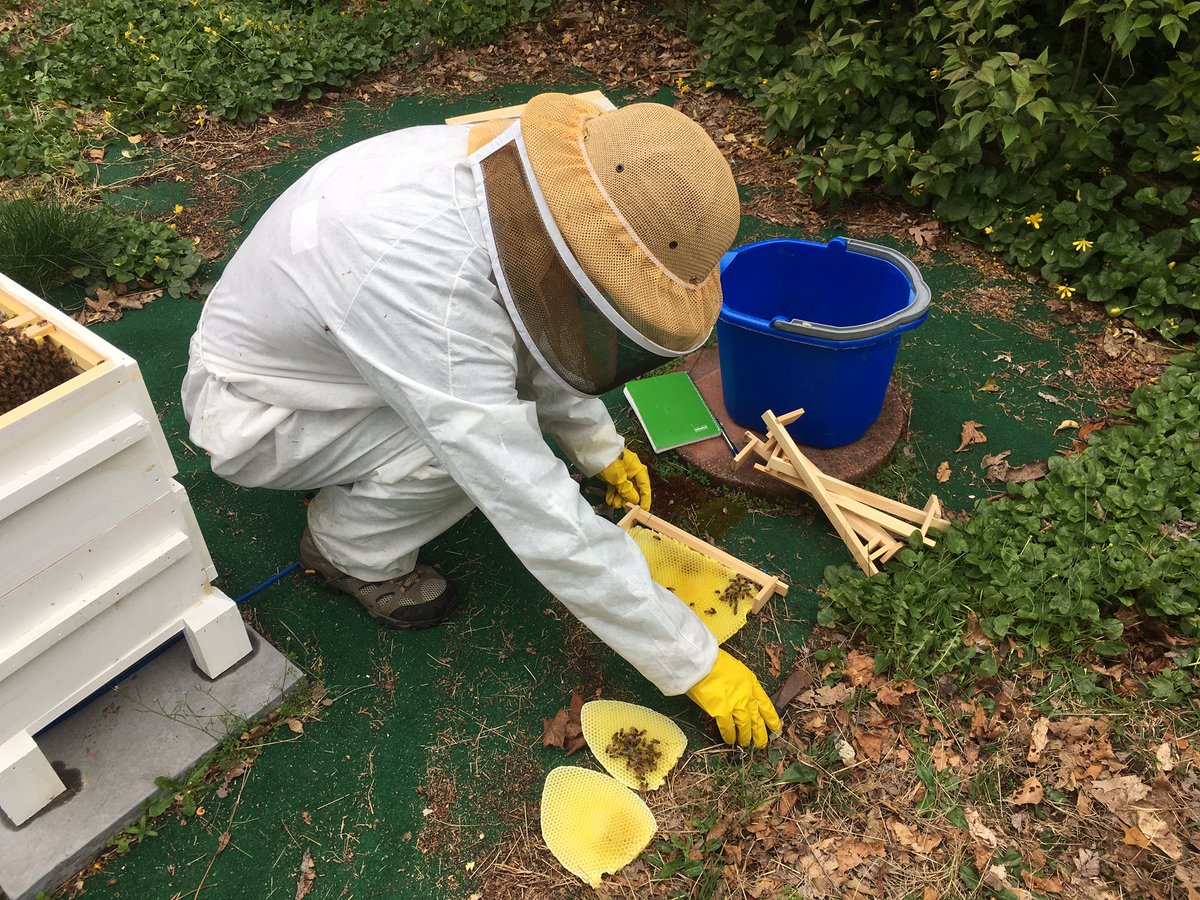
[68,84,1107,900]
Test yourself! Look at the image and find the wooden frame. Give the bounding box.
[1,282,113,427]
[616,505,787,614]
[444,89,617,125]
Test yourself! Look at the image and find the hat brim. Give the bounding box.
[519,93,723,354]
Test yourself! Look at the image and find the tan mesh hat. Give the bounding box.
[467,94,741,395]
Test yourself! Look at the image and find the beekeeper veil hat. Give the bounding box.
[467,94,741,396]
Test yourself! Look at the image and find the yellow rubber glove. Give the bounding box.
[597,449,651,511]
[686,649,780,748]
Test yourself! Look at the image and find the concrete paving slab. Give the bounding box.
[0,629,304,900]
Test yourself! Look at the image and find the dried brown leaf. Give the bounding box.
[888,819,942,854]
[542,709,568,748]
[843,650,875,687]
[875,680,916,706]
[956,420,987,452]
[1175,863,1200,900]
[964,807,1000,848]
[284,717,304,735]
[1122,823,1151,849]
[935,461,951,483]
[986,457,1049,484]
[1011,776,1044,805]
[1027,717,1050,763]
[771,666,814,710]
[765,643,782,678]
[296,849,316,900]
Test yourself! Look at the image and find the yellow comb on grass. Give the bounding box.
[540,766,657,887]
[628,525,757,643]
[580,699,686,791]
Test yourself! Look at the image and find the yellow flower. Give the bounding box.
[1109,306,1120,314]
[705,80,714,89]
[984,226,993,234]
[1192,146,1200,163]
[930,67,941,78]
[203,25,212,33]
[104,110,113,120]
[149,53,159,60]
[174,204,184,214]
[153,255,163,263]
[909,183,924,197]
[1055,284,1076,299]
[1024,212,1044,229]
[760,77,768,84]
[168,223,177,230]
[1168,260,1176,269]
[1099,165,1111,175]
[1072,238,1093,252]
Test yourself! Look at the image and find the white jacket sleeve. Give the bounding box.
[334,250,717,697]
[521,354,625,477]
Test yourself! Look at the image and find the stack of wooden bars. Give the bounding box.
[734,408,951,577]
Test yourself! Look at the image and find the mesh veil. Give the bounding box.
[471,126,680,396]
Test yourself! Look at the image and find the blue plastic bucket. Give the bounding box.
[717,236,931,448]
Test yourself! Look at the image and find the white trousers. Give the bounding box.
[187,375,476,582]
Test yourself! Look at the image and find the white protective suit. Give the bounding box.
[182,124,718,696]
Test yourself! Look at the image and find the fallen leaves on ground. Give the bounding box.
[485,624,1200,900]
[935,461,951,483]
[74,285,163,325]
[981,450,1050,484]
[541,689,587,755]
[295,849,315,899]
[956,420,987,452]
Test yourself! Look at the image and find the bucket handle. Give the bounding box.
[770,237,932,341]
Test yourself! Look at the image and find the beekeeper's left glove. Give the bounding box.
[598,449,651,511]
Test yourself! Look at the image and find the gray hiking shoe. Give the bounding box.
[299,530,459,630]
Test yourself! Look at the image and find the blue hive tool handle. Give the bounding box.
[770,237,932,341]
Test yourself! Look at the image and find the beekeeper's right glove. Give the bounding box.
[686,649,780,749]
[597,448,651,511]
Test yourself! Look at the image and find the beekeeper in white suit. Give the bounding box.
[182,93,780,747]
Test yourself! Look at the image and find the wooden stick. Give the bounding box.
[762,410,876,576]
[843,509,897,550]
[758,461,935,548]
[753,435,776,462]
[762,456,951,531]
[920,495,944,537]
[776,407,806,426]
[733,433,763,469]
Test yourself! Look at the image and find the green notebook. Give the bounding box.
[623,372,723,453]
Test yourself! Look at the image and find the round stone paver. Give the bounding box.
[674,348,909,499]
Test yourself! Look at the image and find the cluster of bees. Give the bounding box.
[0,329,76,416]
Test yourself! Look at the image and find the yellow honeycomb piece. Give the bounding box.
[628,525,755,643]
[540,766,657,888]
[580,700,687,791]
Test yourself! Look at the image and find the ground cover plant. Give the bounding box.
[821,351,1200,694]
[690,0,1200,339]
[0,196,203,301]
[0,0,553,302]
[0,0,553,177]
